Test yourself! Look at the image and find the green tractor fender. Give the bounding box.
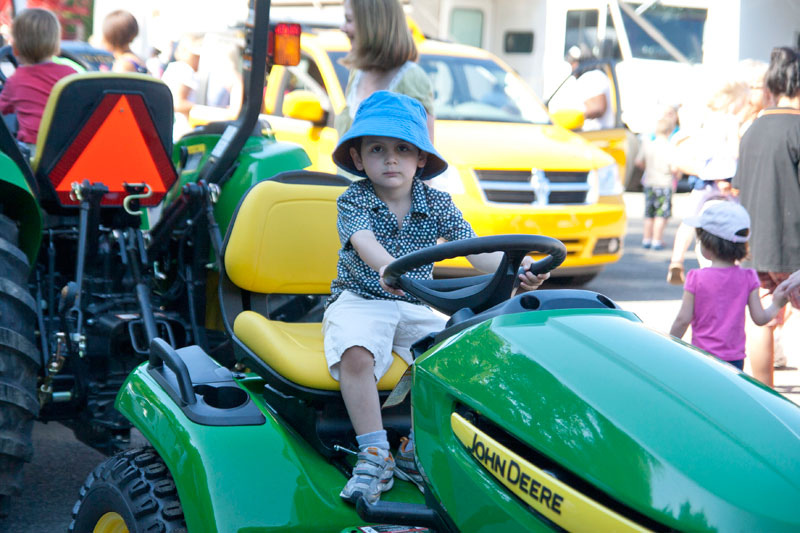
[166,133,311,237]
[115,348,364,532]
[0,154,42,265]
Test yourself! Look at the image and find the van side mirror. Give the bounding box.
[550,108,585,131]
[282,90,326,124]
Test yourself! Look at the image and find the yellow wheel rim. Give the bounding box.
[93,512,129,533]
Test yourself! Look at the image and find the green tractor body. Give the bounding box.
[0,0,310,515]
[167,132,310,235]
[109,302,800,532]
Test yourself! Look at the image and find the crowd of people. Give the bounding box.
[1,2,800,508]
[622,47,800,389]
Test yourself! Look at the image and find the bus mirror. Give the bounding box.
[269,23,301,66]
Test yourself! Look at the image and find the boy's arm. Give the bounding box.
[350,229,394,271]
[747,286,788,326]
[466,251,502,273]
[669,290,694,339]
[466,253,549,292]
[350,230,405,297]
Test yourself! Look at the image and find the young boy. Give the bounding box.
[324,90,548,504]
[636,112,678,250]
[0,9,76,155]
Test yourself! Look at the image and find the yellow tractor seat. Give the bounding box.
[219,171,409,398]
[233,312,409,391]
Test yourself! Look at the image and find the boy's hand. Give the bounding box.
[517,256,550,293]
[379,264,406,297]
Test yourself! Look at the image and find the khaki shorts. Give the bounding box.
[322,291,447,382]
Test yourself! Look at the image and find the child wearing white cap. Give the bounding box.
[670,201,793,369]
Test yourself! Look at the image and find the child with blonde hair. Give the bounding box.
[0,8,76,153]
[636,110,679,250]
[668,64,763,282]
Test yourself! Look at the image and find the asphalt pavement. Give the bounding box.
[596,192,800,405]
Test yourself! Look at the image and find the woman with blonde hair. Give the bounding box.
[667,61,767,283]
[336,0,434,141]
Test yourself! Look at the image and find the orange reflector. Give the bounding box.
[48,93,177,207]
[269,23,301,66]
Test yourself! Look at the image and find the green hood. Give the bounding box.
[414,308,800,532]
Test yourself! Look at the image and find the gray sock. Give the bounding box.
[356,430,390,451]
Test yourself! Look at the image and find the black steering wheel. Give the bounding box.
[0,45,19,85]
[383,234,567,316]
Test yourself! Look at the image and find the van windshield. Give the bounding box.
[620,3,707,63]
[328,52,550,124]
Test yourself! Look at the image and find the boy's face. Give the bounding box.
[349,136,428,193]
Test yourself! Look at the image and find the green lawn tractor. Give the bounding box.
[68,167,800,531]
[0,0,309,515]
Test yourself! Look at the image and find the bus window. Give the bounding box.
[565,9,599,57]
[620,5,707,63]
[449,8,484,48]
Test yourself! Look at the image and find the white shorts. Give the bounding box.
[322,291,447,382]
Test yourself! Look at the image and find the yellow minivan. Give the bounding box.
[192,28,626,284]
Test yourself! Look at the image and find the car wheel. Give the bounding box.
[69,447,186,533]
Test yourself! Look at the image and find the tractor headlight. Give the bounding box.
[427,165,465,196]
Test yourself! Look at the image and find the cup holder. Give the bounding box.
[194,384,249,410]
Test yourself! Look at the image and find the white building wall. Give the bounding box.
[738,0,800,61]
[491,0,547,96]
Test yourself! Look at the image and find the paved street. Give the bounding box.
[596,193,800,404]
[2,192,798,532]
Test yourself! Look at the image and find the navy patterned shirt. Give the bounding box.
[329,178,475,306]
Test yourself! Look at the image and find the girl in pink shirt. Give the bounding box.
[670,201,791,370]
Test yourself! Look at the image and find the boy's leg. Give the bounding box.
[652,216,666,245]
[642,217,654,246]
[338,347,396,504]
[642,187,654,247]
[651,188,671,250]
[339,346,383,435]
[322,293,402,503]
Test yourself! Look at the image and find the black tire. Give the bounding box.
[0,214,37,516]
[69,447,187,533]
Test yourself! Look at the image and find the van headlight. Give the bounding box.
[427,165,465,196]
[596,163,622,196]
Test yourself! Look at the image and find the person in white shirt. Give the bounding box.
[565,45,615,131]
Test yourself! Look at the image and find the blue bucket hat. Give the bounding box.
[333,90,447,180]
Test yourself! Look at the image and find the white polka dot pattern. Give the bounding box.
[329,178,475,306]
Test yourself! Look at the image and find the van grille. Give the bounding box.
[475,170,591,205]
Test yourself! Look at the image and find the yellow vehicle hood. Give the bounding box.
[434,121,614,171]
